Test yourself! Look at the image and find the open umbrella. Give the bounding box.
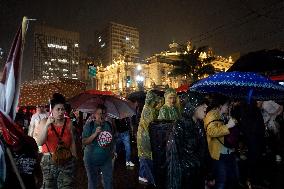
[19,78,86,106]
[69,91,136,119]
[190,71,284,101]
[227,49,284,73]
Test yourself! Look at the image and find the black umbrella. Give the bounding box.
[228,49,284,73]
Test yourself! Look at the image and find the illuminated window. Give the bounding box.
[63,69,68,72]
[47,43,67,50]
[126,36,130,41]
[74,43,79,47]
[101,43,105,48]
[58,59,68,63]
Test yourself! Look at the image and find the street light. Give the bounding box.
[136,64,142,71]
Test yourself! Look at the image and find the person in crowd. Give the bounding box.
[167,91,210,189]
[115,117,135,167]
[34,93,77,189]
[158,88,180,120]
[82,104,114,189]
[5,135,41,189]
[28,105,48,137]
[258,100,283,162]
[204,95,239,189]
[137,90,161,185]
[234,101,265,188]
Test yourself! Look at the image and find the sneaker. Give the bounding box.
[126,161,135,167]
[139,177,148,183]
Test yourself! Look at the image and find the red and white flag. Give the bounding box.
[0,18,27,147]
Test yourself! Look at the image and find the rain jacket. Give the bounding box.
[203,109,230,160]
[137,91,160,159]
[167,94,209,189]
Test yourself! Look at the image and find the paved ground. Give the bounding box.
[75,140,284,189]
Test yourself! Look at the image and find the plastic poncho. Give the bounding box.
[137,91,160,159]
[158,88,181,121]
[167,92,209,189]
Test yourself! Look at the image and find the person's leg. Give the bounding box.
[57,158,76,189]
[101,159,113,189]
[226,154,239,189]
[40,155,57,189]
[213,155,227,189]
[84,160,100,189]
[122,131,132,162]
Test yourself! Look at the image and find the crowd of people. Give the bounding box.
[0,88,283,189]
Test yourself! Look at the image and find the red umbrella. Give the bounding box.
[69,91,136,119]
[176,84,189,93]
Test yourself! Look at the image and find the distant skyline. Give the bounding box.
[0,0,283,80]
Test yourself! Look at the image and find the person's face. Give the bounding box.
[166,94,176,107]
[94,108,106,122]
[52,104,65,119]
[193,104,208,120]
[220,103,229,115]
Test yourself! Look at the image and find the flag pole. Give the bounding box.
[5,16,29,189]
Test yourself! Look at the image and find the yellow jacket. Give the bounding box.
[204,109,230,160]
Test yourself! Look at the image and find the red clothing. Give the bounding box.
[42,118,72,153]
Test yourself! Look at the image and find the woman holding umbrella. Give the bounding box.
[82,104,113,189]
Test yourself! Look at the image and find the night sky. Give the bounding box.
[0,0,283,81]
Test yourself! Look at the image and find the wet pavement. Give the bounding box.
[75,140,284,189]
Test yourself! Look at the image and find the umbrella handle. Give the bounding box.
[247,89,253,104]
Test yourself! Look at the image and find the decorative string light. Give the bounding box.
[19,78,86,106]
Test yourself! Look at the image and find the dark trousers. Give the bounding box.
[213,154,239,189]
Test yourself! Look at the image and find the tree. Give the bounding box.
[169,45,216,82]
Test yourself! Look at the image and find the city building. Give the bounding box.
[33,24,80,80]
[94,22,139,66]
[96,41,234,94]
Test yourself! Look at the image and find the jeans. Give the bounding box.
[213,154,239,189]
[116,131,131,162]
[139,158,155,185]
[84,159,113,189]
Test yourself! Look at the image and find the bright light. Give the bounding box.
[137,65,142,71]
[74,43,79,47]
[47,43,67,50]
[279,82,284,85]
[58,59,68,63]
[101,43,105,48]
[136,75,144,82]
[126,36,130,41]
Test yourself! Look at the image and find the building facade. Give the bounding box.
[94,22,139,66]
[96,42,234,94]
[33,25,80,80]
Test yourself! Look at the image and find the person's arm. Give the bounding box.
[33,117,54,146]
[69,121,77,158]
[82,122,101,145]
[206,121,230,138]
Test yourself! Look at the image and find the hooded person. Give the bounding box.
[158,88,180,121]
[137,90,161,185]
[167,91,210,189]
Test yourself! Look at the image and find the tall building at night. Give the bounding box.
[33,25,80,80]
[94,22,139,66]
